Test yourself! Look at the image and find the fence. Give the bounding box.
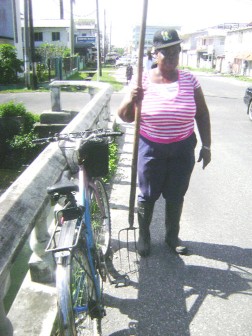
[37,55,86,82]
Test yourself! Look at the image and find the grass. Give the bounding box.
[0,67,124,93]
[92,69,124,92]
[61,66,124,92]
[67,72,91,80]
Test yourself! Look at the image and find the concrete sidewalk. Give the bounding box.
[102,67,252,336]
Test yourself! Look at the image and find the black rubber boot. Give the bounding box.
[137,201,155,257]
[165,201,188,255]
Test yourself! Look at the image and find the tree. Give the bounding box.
[36,43,71,64]
[0,45,23,84]
[35,43,71,81]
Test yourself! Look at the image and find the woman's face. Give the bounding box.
[156,45,181,69]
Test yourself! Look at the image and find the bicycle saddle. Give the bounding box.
[47,180,79,195]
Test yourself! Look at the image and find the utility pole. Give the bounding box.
[23,0,30,89]
[28,0,37,89]
[109,22,112,52]
[59,0,64,19]
[103,9,107,62]
[69,0,75,75]
[95,0,102,79]
[70,0,74,56]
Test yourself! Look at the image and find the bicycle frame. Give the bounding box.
[77,164,103,312]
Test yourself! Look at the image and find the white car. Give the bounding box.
[116,57,131,67]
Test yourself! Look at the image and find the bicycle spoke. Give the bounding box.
[71,247,94,332]
[90,178,111,257]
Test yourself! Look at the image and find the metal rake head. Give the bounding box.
[118,225,139,273]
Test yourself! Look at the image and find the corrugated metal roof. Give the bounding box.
[21,19,70,28]
[21,19,96,30]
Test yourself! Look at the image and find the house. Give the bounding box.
[181,30,205,68]
[31,19,70,48]
[181,27,227,71]
[180,23,252,74]
[0,0,22,59]
[74,20,97,62]
[225,25,252,76]
[20,18,97,63]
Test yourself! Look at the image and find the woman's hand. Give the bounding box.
[197,147,211,169]
[117,86,144,123]
[130,86,144,104]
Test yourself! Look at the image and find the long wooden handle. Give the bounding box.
[128,0,148,228]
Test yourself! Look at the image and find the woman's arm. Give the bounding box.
[194,86,211,147]
[117,92,136,123]
[194,86,212,169]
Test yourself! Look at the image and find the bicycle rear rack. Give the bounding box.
[46,207,83,253]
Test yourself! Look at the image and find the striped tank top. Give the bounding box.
[139,70,200,144]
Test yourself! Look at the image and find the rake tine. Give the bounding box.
[132,227,139,273]
[118,229,123,267]
[118,226,138,273]
[127,227,138,272]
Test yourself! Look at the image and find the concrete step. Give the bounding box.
[40,111,78,124]
[34,123,67,137]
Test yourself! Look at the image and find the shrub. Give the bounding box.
[7,132,43,165]
[0,101,26,117]
[0,101,38,136]
[0,101,40,167]
[22,112,40,133]
[0,44,23,84]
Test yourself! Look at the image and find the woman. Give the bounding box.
[126,63,133,85]
[118,28,211,257]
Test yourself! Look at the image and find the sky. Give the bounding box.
[22,0,252,46]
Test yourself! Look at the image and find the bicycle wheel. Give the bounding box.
[90,178,111,257]
[56,257,75,336]
[56,245,103,336]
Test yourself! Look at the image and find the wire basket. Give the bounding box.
[59,138,109,177]
[81,140,109,177]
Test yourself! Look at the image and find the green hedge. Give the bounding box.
[0,101,41,168]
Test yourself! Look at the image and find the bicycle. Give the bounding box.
[33,129,123,336]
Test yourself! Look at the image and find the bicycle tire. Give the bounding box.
[90,178,111,258]
[56,244,103,336]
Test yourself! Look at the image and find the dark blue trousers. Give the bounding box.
[137,133,197,204]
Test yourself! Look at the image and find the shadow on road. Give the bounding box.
[106,220,252,335]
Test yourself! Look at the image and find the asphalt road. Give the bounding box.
[0,91,91,114]
[103,72,252,336]
[2,71,252,335]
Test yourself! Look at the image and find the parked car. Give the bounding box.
[116,57,131,67]
[105,52,119,65]
[244,87,252,120]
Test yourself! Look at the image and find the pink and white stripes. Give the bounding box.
[139,70,200,144]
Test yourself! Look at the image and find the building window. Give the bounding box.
[34,32,43,42]
[52,32,60,41]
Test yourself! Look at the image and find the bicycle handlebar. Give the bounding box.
[32,129,123,145]
[32,136,58,144]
